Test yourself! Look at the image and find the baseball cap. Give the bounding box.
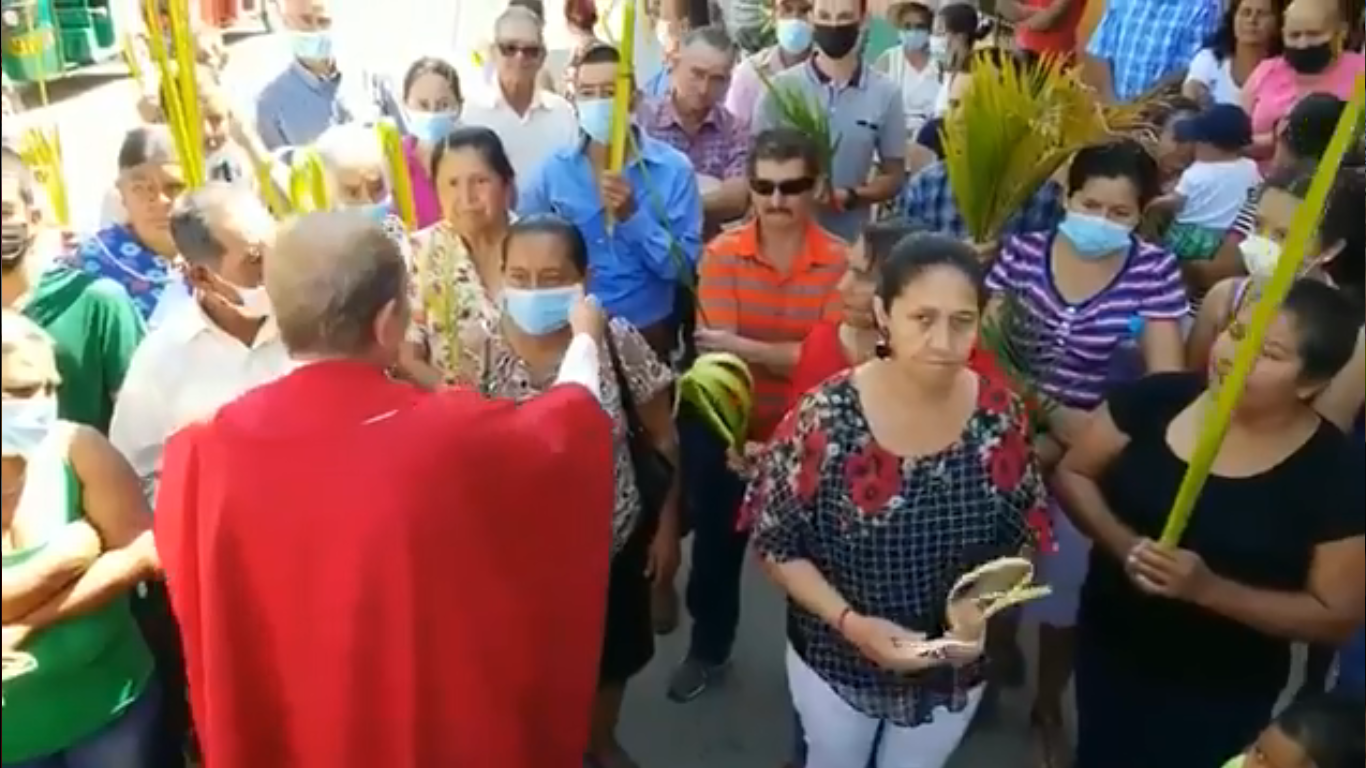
[1174,104,1254,151]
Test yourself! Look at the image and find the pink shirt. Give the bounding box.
[1245,52,1365,137]
[403,135,441,230]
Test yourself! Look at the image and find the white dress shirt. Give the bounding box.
[110,300,294,495]
[460,86,580,183]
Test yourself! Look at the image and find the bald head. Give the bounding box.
[1283,0,1344,49]
[267,212,408,358]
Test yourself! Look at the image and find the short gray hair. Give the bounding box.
[681,24,736,58]
[494,5,544,38]
[313,123,386,193]
[267,211,407,357]
[169,182,273,266]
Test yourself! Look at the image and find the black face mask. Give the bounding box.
[1,222,31,269]
[813,22,861,59]
[1283,42,1335,74]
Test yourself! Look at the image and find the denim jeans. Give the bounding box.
[7,680,161,768]
[678,404,749,665]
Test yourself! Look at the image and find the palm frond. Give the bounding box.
[979,291,1057,425]
[754,67,839,177]
[942,52,1116,242]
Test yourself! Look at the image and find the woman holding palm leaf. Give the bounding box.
[982,139,1189,768]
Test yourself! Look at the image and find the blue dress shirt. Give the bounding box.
[518,132,703,329]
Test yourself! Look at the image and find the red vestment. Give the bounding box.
[154,361,615,768]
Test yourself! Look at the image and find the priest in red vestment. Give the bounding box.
[153,212,616,768]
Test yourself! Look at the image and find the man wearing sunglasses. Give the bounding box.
[669,127,848,703]
[751,0,907,243]
[463,6,578,181]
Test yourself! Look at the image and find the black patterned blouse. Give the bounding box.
[742,370,1050,727]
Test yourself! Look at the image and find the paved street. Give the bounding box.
[12,14,1039,768]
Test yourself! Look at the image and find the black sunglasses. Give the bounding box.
[750,177,816,196]
[497,42,545,58]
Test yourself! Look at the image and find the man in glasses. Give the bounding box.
[463,6,578,181]
[668,127,847,703]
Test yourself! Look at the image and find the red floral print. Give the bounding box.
[990,425,1029,491]
[1027,504,1055,553]
[795,428,828,502]
[844,441,900,516]
[977,371,1013,415]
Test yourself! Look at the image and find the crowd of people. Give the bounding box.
[1,0,1364,766]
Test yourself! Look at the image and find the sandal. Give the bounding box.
[1030,707,1070,768]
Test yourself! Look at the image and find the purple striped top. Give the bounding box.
[986,230,1189,409]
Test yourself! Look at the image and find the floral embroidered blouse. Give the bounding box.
[743,370,1049,726]
[66,225,189,327]
[479,318,673,552]
[407,223,502,384]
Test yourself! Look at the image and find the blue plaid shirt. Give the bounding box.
[897,162,1064,240]
[1086,0,1222,102]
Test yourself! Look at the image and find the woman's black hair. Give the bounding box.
[1066,139,1163,209]
[1263,164,1366,295]
[1269,693,1364,768]
[939,2,988,41]
[1280,278,1362,383]
[402,56,463,104]
[864,219,923,269]
[429,126,516,188]
[1203,0,1285,61]
[1278,93,1352,164]
[502,213,589,276]
[875,232,986,310]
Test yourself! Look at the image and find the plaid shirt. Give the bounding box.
[1086,0,1222,102]
[640,96,749,180]
[896,162,1064,240]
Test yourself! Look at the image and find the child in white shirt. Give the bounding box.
[1157,103,1262,261]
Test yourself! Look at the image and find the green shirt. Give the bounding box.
[862,16,900,64]
[1,438,154,763]
[19,266,146,434]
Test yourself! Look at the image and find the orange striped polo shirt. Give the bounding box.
[696,219,847,440]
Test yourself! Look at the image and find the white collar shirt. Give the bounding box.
[109,299,294,499]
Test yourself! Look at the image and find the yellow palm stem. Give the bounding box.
[377,122,417,231]
[1159,75,1364,546]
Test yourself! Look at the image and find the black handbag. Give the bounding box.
[605,331,675,533]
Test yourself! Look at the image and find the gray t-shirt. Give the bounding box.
[752,59,906,241]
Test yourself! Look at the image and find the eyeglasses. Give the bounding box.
[497,42,545,59]
[750,177,816,196]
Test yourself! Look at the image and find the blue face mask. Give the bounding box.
[407,110,458,145]
[1,396,57,459]
[503,286,580,336]
[349,199,391,225]
[900,29,930,51]
[576,97,615,145]
[1057,211,1133,259]
[775,19,814,54]
[290,30,333,61]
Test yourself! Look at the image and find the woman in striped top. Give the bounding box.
[983,139,1189,766]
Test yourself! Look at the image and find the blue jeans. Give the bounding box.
[7,680,161,768]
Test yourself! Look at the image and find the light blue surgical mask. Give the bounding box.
[407,110,458,145]
[349,199,391,225]
[576,97,615,145]
[503,286,579,336]
[1057,211,1134,259]
[290,30,333,61]
[775,19,814,54]
[900,29,931,52]
[1,396,57,459]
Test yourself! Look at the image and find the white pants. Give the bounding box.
[787,645,983,768]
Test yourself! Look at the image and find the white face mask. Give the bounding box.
[1238,235,1282,279]
[233,284,274,319]
[1,396,57,459]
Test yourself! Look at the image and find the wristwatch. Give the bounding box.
[840,188,863,211]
